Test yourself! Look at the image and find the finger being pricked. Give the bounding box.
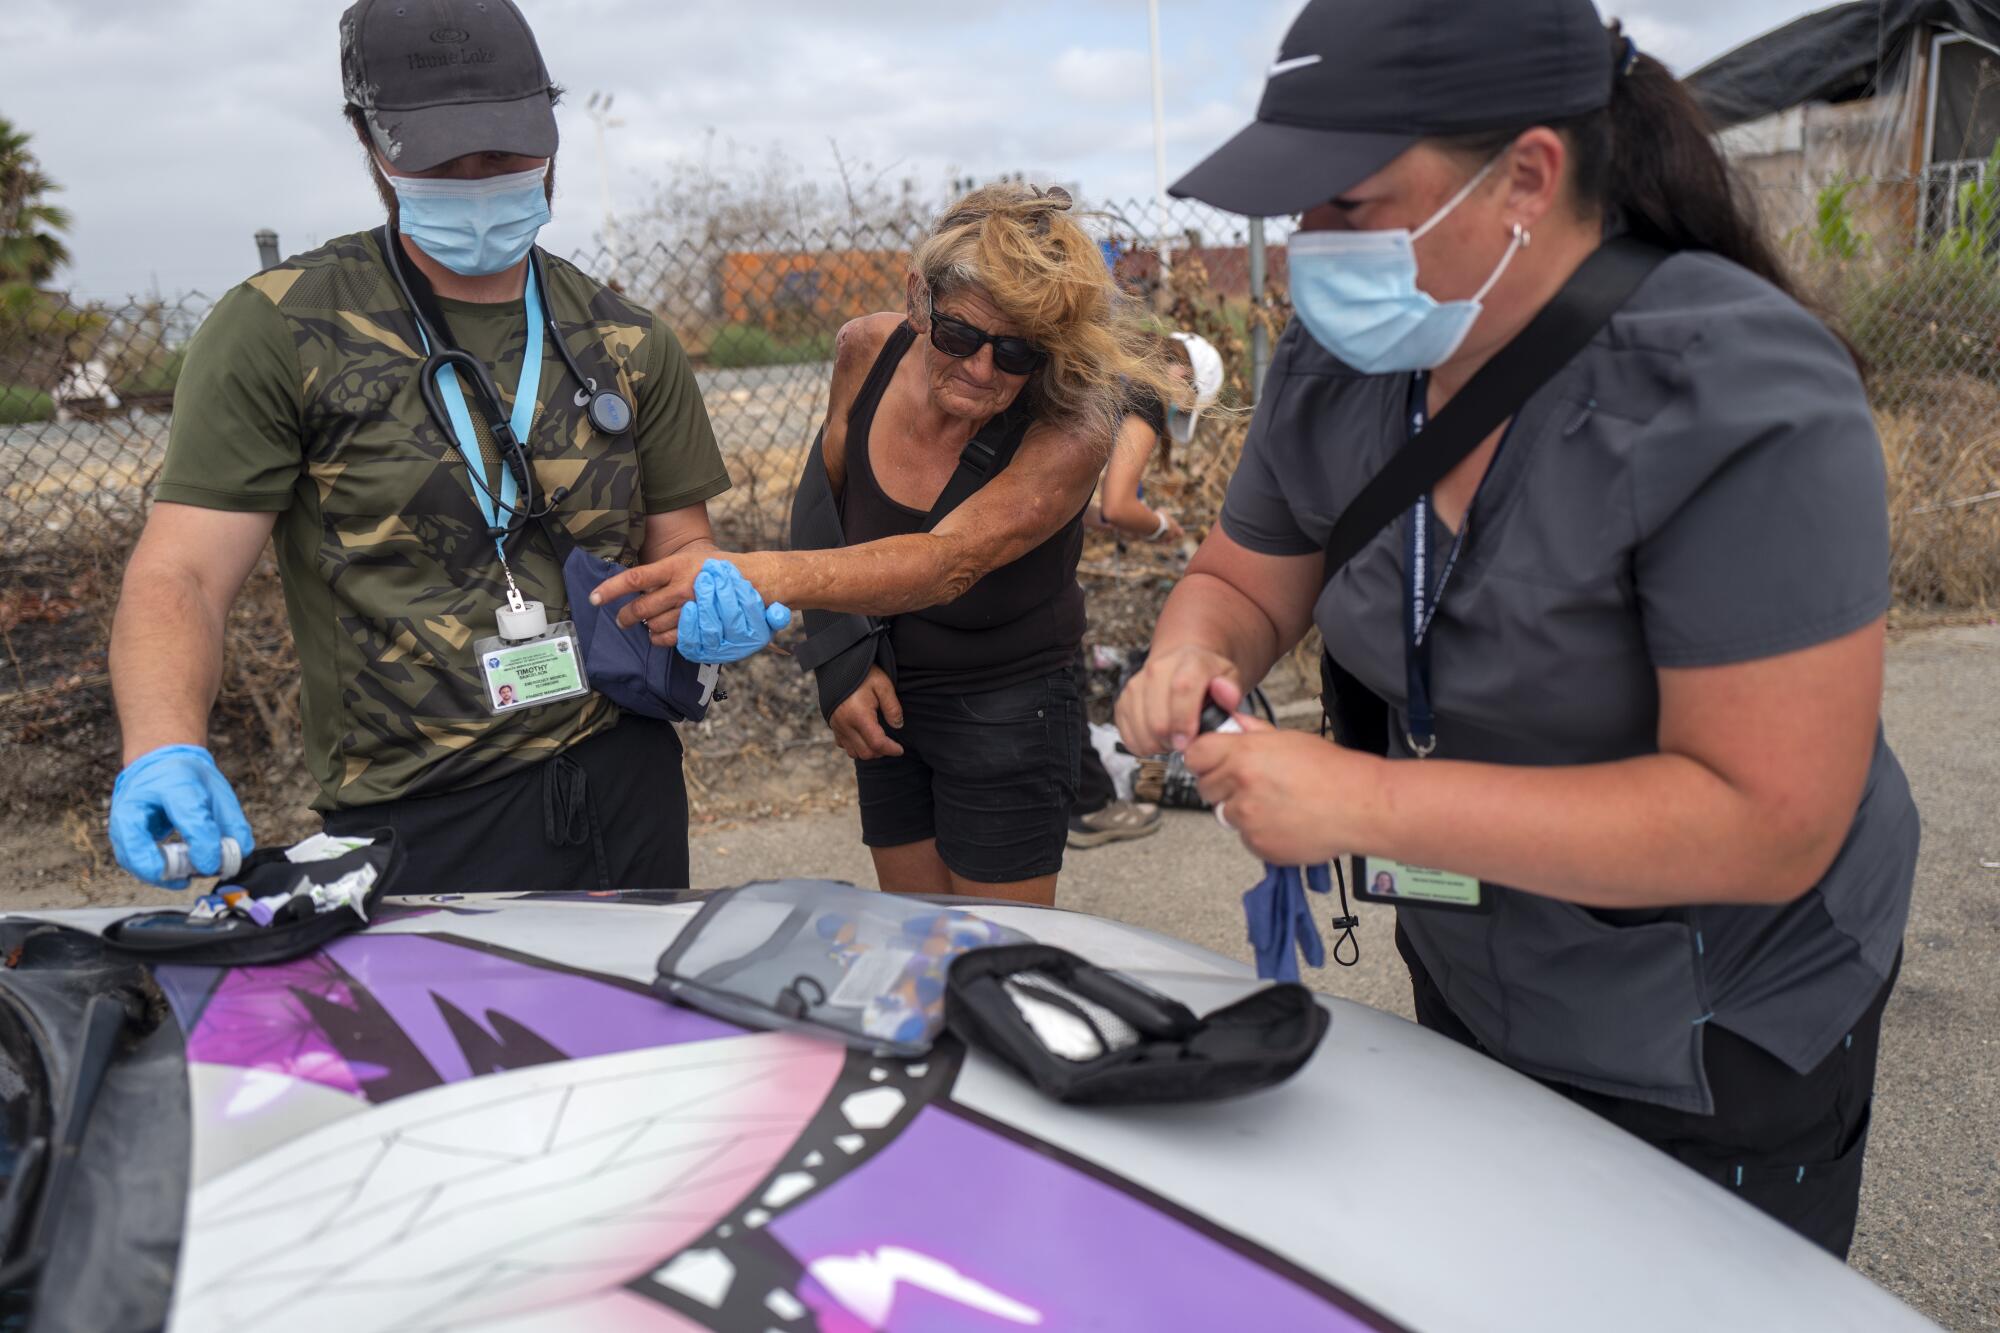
[1183,729,1243,783]
[1202,675,1274,734]
[587,562,657,611]
[590,564,697,629]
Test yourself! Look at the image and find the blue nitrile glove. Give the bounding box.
[1242,862,1333,982]
[107,744,257,889]
[675,558,792,663]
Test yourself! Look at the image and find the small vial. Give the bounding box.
[161,836,243,883]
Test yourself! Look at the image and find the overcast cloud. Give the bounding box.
[4,0,1827,300]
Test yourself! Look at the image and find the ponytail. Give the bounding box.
[1584,23,1797,298]
[1439,22,1804,308]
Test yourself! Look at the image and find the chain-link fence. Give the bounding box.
[1,177,1994,819]
[0,294,210,554]
[0,195,1278,557]
[1749,160,2000,607]
[3,175,1995,586]
[567,194,1285,547]
[0,195,1286,825]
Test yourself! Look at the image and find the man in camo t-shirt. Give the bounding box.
[105,0,729,892]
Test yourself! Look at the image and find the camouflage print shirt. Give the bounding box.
[157,231,730,810]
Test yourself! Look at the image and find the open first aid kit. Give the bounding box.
[102,829,400,965]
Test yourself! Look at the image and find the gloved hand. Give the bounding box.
[108,744,257,889]
[1242,862,1332,982]
[675,558,792,663]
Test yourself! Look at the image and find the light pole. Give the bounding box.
[584,92,625,254]
[1147,0,1172,283]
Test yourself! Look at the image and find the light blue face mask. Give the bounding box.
[391,164,551,276]
[1286,157,1526,375]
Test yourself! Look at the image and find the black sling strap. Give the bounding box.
[923,397,1034,528]
[1318,237,1668,752]
[788,350,1034,713]
[1320,236,1667,579]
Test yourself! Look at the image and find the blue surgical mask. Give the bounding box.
[1286,158,1525,375]
[391,165,551,276]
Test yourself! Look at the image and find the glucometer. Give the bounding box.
[1198,700,1241,736]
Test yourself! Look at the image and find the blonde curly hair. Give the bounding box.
[911,183,1193,453]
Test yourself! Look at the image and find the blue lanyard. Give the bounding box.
[1401,371,1478,759]
[418,278,546,566]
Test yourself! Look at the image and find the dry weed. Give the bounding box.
[1879,381,2000,610]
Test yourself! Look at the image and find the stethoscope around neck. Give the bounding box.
[378,225,634,544]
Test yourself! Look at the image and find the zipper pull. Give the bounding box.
[1564,398,1598,436]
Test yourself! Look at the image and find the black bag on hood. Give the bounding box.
[945,943,1329,1105]
[100,829,401,966]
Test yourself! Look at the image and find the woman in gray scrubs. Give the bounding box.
[1120,0,1916,1259]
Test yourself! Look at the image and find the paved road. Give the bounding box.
[691,624,2000,1331]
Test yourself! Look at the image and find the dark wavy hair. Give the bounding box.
[1434,21,1851,363]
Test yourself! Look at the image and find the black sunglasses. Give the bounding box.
[928,298,1047,375]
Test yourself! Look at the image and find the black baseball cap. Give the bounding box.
[1171,0,1616,217]
[339,0,558,172]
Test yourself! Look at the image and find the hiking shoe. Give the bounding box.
[1068,800,1163,849]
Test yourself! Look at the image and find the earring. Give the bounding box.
[1513,222,1532,248]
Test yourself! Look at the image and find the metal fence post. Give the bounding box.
[254,230,281,272]
[1247,217,1269,403]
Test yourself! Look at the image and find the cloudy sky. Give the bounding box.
[6,0,1829,300]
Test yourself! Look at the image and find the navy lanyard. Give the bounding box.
[1401,371,1479,759]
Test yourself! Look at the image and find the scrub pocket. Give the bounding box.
[1405,889,1713,1111]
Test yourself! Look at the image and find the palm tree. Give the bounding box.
[0,117,73,304]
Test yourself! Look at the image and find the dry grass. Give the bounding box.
[1879,380,2000,612]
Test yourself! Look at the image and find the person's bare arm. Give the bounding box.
[1097,416,1176,539]
[110,504,277,763]
[598,416,1104,629]
[640,503,718,563]
[1187,619,1885,907]
[749,418,1102,611]
[818,313,902,497]
[1115,527,1323,752]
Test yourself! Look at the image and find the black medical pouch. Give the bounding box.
[944,944,1329,1105]
[101,829,400,966]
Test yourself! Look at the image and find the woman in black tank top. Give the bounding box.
[593,184,1191,906]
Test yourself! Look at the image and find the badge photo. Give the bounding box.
[1353,856,1490,913]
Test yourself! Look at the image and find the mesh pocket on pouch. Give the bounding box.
[654,879,1028,1057]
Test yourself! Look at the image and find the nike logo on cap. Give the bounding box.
[1269,54,1322,76]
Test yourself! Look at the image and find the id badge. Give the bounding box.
[474,622,591,715]
[1355,856,1490,913]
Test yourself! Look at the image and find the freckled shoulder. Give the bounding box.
[831,313,904,399]
[1020,416,1113,484]
[824,312,907,481]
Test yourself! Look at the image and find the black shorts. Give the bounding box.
[855,669,1082,883]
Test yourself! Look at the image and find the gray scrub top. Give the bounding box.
[1221,250,1918,1113]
